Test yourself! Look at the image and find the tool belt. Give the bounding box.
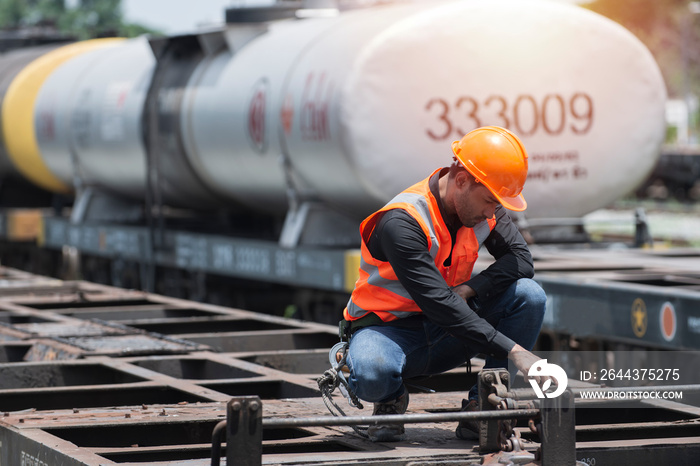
[339,313,386,341]
[339,312,426,341]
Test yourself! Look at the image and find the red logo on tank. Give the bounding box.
[281,94,294,135]
[300,72,333,141]
[248,79,268,153]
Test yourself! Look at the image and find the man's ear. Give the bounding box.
[455,170,469,189]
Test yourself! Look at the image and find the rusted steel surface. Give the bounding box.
[0,267,698,465]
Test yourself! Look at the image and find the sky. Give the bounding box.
[121,0,273,35]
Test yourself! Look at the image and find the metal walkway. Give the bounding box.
[0,267,699,465]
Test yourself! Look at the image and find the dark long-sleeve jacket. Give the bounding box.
[365,169,534,359]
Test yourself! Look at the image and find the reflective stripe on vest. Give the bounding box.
[344,169,496,322]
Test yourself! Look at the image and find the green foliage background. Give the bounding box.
[0,0,158,39]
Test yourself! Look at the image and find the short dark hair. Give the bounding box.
[449,160,474,182]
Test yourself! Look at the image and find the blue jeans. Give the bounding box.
[346,278,546,403]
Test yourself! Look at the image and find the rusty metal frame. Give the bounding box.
[0,267,699,465]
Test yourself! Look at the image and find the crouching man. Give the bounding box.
[343,126,547,442]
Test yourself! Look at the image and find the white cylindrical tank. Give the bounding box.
[184,0,666,219]
[180,20,346,213]
[34,37,155,199]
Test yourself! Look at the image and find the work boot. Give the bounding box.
[367,390,409,442]
[455,398,479,440]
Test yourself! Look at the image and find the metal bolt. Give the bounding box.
[249,401,260,412]
[501,373,510,383]
[504,437,515,452]
[483,373,495,384]
[231,401,242,412]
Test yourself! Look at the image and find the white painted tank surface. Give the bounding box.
[180,21,340,213]
[34,37,155,199]
[184,0,666,219]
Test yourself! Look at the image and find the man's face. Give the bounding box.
[454,173,500,227]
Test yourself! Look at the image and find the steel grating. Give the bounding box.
[0,267,698,465]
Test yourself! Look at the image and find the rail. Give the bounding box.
[210,367,700,466]
[211,369,580,466]
[258,408,540,428]
[210,400,544,466]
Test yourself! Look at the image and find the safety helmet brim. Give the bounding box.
[492,191,527,212]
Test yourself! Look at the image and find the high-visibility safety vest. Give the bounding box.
[344,169,496,323]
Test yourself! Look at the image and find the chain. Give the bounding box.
[316,343,368,438]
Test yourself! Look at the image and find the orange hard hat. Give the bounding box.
[451,126,529,211]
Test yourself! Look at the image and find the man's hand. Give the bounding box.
[451,284,476,301]
[507,344,554,386]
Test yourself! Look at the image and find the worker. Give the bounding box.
[342,126,547,442]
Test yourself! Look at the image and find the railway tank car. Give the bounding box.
[0,0,666,230]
